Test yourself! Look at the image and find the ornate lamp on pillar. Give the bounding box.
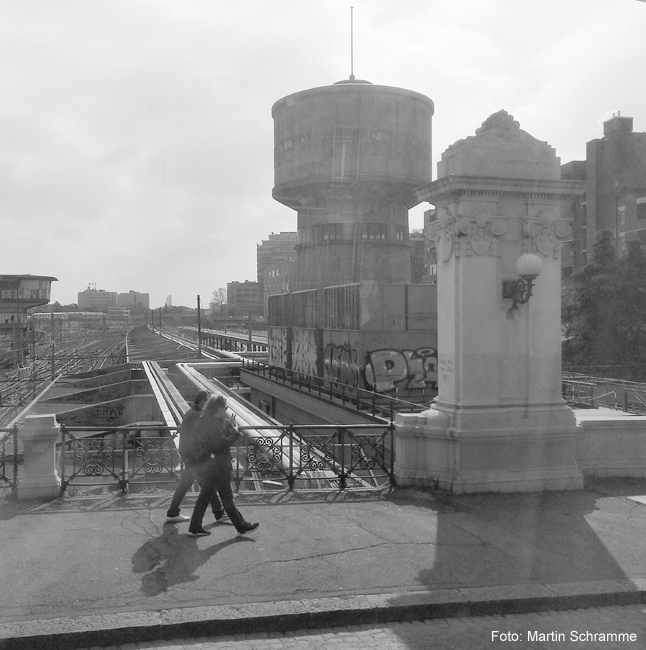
[503,253,543,310]
[395,110,587,493]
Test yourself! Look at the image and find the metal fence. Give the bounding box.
[58,425,181,494]
[562,378,646,414]
[241,359,426,419]
[234,423,394,491]
[57,422,395,495]
[0,426,19,497]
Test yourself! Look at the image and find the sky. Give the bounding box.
[2,0,645,309]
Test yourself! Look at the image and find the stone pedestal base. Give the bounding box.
[395,407,583,493]
[19,414,61,500]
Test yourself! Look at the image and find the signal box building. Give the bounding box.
[0,274,56,366]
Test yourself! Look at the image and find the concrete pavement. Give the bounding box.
[2,480,646,648]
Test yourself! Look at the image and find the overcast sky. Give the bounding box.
[2,0,645,308]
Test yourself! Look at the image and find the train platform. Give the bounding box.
[1,479,646,649]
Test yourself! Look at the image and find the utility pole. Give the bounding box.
[50,312,55,380]
[197,295,202,356]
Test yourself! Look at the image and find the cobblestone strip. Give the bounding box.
[80,604,646,650]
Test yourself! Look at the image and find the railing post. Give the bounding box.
[121,428,128,492]
[625,391,629,413]
[58,424,66,495]
[590,385,595,409]
[288,424,295,490]
[389,422,395,486]
[12,425,19,498]
[338,427,346,490]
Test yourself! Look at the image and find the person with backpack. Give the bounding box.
[187,394,259,537]
[165,390,226,523]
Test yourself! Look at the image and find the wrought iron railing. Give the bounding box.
[0,425,19,497]
[58,425,181,494]
[234,423,395,491]
[241,358,426,419]
[57,422,395,495]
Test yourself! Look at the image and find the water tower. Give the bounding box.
[272,79,434,290]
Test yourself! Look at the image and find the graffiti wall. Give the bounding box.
[268,327,289,367]
[292,328,318,378]
[323,340,361,388]
[267,281,438,396]
[363,346,438,392]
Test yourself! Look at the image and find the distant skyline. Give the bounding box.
[2,0,645,307]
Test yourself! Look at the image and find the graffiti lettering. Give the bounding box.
[95,404,125,419]
[292,330,317,378]
[323,343,360,387]
[364,347,438,393]
[268,328,288,367]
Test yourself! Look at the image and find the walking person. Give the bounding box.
[165,390,226,523]
[188,394,259,537]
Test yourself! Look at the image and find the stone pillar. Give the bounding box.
[19,414,61,500]
[396,110,587,493]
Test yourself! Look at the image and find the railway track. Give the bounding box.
[0,332,127,427]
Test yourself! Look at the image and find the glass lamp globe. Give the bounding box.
[515,253,543,281]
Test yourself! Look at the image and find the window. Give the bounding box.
[362,223,387,240]
[332,127,359,182]
[618,205,626,226]
[324,223,344,241]
[637,196,646,221]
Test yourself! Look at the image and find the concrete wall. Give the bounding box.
[242,370,384,426]
[576,411,646,478]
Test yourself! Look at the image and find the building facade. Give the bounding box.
[117,290,150,310]
[257,232,297,314]
[77,287,117,312]
[227,281,263,318]
[561,113,646,276]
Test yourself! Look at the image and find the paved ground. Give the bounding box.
[2,479,646,648]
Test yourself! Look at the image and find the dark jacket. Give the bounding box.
[196,415,240,473]
[178,406,203,463]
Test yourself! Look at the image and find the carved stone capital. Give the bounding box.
[430,207,507,262]
[524,210,572,258]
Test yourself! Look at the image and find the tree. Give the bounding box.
[563,231,646,380]
[563,230,620,374]
[614,240,646,380]
[210,288,227,317]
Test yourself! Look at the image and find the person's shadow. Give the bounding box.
[131,524,254,597]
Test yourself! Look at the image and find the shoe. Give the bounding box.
[187,529,211,537]
[238,522,259,536]
[166,514,190,523]
[214,512,229,522]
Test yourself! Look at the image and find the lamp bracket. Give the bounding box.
[502,278,535,310]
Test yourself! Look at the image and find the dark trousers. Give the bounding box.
[190,458,246,533]
[167,461,223,518]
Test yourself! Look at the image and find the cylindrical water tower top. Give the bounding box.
[272,80,434,209]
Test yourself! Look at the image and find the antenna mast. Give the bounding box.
[350,6,355,80]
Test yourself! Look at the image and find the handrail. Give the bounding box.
[0,425,19,497]
[240,358,426,419]
[57,421,394,494]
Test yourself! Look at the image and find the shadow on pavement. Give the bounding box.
[131,524,255,597]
